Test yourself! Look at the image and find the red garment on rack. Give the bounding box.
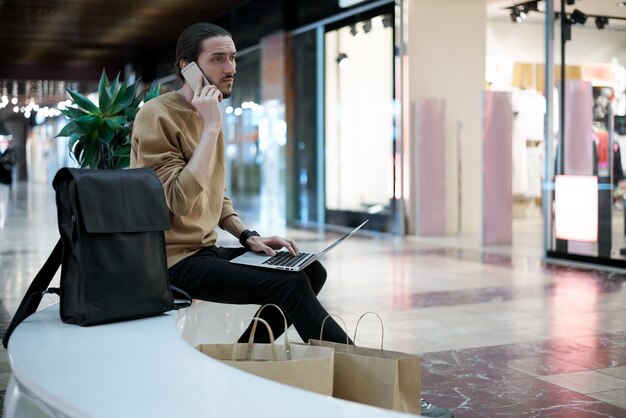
[595,129,609,163]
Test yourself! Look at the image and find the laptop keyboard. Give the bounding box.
[262,251,313,267]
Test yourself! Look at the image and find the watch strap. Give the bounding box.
[239,229,260,248]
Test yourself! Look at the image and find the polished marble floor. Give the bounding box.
[1,178,626,417]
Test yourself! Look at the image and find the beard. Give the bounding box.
[216,77,234,99]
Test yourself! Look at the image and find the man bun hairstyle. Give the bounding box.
[175,22,232,84]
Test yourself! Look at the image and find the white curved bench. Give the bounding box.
[5,303,411,418]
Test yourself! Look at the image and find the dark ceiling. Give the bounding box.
[0,0,253,81]
[0,0,357,83]
[0,0,378,115]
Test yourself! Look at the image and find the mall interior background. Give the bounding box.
[1,0,626,267]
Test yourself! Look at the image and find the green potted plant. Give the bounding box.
[56,70,159,169]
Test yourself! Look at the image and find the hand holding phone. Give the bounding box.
[181,61,211,95]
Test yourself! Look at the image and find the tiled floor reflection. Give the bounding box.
[1,179,626,417]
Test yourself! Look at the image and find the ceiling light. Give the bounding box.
[362,19,372,34]
[595,16,609,29]
[381,15,393,28]
[617,1,626,6]
[510,9,523,23]
[571,9,587,25]
[350,24,358,36]
[336,52,350,68]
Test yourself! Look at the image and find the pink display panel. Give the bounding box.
[482,91,513,245]
[414,99,446,235]
[563,80,593,175]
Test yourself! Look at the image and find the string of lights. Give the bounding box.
[0,79,75,121]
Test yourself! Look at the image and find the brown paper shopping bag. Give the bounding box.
[309,312,421,414]
[196,304,334,396]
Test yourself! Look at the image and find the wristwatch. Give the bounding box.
[239,229,260,248]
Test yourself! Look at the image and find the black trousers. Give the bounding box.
[168,246,351,344]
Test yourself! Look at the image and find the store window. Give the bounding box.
[324,14,395,230]
[222,50,263,220]
[543,3,626,267]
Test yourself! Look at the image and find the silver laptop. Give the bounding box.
[230,220,368,271]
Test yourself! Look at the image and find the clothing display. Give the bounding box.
[511,88,545,198]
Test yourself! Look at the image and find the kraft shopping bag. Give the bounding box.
[309,312,421,414]
[196,304,334,396]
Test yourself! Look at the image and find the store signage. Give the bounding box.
[339,0,368,7]
[554,175,598,242]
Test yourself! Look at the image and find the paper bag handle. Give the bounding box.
[319,314,350,345]
[249,304,291,360]
[241,317,277,361]
[353,311,384,351]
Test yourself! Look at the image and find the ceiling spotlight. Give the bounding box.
[570,9,587,25]
[510,8,523,23]
[362,19,372,34]
[595,16,609,29]
[381,15,393,28]
[350,24,358,36]
[566,0,575,4]
[336,52,349,68]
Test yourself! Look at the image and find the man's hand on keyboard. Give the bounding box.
[247,235,299,257]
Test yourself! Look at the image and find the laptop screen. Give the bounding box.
[315,219,368,258]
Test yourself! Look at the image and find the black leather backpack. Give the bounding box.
[2,168,190,348]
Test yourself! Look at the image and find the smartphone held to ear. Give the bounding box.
[181,61,211,95]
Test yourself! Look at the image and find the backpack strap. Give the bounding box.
[169,285,192,310]
[2,239,63,349]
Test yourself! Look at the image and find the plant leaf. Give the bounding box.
[98,70,111,112]
[108,82,128,115]
[115,155,130,169]
[68,133,82,150]
[112,143,131,157]
[73,141,85,164]
[60,106,87,119]
[99,126,115,145]
[119,82,136,108]
[82,140,100,169]
[74,114,104,132]
[124,107,140,120]
[104,116,126,132]
[56,121,85,138]
[144,82,160,102]
[67,89,99,114]
[109,72,121,98]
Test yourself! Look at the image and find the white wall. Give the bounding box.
[487,19,626,66]
[408,0,486,237]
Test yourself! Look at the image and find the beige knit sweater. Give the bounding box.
[131,91,237,267]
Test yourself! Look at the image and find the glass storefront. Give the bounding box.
[222,50,263,220]
[324,13,395,232]
[224,4,397,233]
[543,0,626,268]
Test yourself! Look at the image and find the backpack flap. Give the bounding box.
[70,168,169,233]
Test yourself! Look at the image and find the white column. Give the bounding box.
[407,0,486,237]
